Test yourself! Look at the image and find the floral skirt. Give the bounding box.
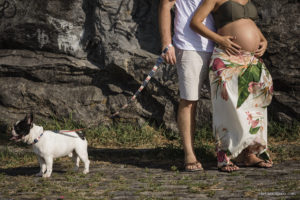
[209,47,273,158]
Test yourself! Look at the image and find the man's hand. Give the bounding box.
[159,0,176,65]
[162,45,176,65]
[255,40,267,57]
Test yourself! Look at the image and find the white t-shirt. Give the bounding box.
[173,0,216,52]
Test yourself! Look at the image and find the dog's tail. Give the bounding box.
[76,131,86,140]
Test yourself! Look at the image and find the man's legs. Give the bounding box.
[176,48,211,171]
[178,99,202,170]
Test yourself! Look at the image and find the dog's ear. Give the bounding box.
[26,113,34,125]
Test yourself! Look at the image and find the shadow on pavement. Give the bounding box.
[88,147,216,171]
[0,146,217,176]
[0,166,68,177]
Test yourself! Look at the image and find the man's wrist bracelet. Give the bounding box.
[162,44,173,55]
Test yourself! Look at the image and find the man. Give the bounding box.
[159,0,215,171]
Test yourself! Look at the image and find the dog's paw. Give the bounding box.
[35,172,43,177]
[42,173,51,178]
[83,169,89,174]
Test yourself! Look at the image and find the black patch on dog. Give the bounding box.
[14,113,33,138]
[76,131,85,140]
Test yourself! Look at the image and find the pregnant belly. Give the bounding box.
[218,19,261,52]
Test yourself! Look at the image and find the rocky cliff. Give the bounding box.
[0,0,299,132]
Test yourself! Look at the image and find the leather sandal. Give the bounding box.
[235,152,273,168]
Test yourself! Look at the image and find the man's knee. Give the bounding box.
[179,99,198,109]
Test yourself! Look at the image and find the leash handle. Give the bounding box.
[110,44,173,118]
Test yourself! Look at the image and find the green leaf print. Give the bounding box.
[249,126,260,134]
[237,63,262,108]
[237,76,250,108]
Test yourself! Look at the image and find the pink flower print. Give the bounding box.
[269,85,274,94]
[248,82,255,93]
[246,112,260,128]
[217,150,230,163]
[248,82,262,93]
[251,119,259,128]
[229,54,245,65]
[221,82,229,101]
[246,111,253,122]
[212,58,226,76]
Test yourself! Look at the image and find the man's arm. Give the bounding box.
[159,0,176,65]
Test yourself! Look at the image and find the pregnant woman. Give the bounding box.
[190,0,273,172]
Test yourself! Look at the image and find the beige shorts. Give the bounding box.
[176,48,212,101]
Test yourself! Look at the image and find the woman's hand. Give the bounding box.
[162,45,176,65]
[255,40,267,57]
[219,36,241,56]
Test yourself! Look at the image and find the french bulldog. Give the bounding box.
[11,113,90,178]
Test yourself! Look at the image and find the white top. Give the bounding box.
[173,0,216,52]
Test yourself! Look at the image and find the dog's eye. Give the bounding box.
[14,126,22,134]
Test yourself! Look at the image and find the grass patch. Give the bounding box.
[35,114,179,149]
[86,122,164,148]
[1,113,299,148]
[187,181,219,193]
[268,120,300,141]
[0,146,36,168]
[195,124,214,142]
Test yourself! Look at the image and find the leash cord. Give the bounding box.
[110,44,173,118]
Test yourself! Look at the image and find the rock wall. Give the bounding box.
[253,0,300,123]
[0,0,299,132]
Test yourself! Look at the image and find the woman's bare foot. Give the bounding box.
[242,153,273,168]
[218,161,239,172]
[217,150,239,172]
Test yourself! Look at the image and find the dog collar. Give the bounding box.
[32,132,44,145]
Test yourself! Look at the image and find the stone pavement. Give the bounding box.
[0,147,299,200]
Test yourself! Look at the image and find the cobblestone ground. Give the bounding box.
[0,146,299,200]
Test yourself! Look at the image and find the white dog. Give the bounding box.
[11,113,90,178]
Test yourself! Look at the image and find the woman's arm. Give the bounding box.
[255,29,268,57]
[190,0,241,55]
[159,0,176,65]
